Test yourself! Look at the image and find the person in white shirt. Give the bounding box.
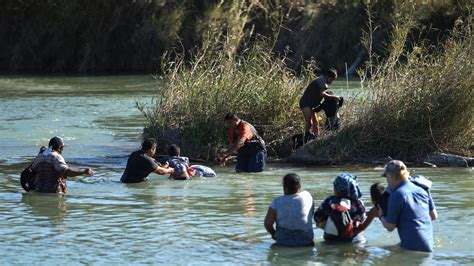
[264,173,314,246]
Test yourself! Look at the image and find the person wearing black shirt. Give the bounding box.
[121,138,174,183]
[299,69,340,141]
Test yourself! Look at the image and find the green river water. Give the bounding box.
[0,76,472,265]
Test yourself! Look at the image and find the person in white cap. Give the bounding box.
[31,136,94,193]
[378,160,438,252]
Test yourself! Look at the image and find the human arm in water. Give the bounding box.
[218,135,246,166]
[66,168,95,177]
[264,207,277,240]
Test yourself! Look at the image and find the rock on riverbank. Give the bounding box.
[287,142,474,167]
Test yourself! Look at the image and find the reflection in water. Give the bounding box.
[21,193,67,224]
[244,187,256,217]
[368,245,434,265]
[267,244,317,264]
[314,242,370,264]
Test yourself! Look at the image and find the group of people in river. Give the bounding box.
[20,70,437,252]
[264,161,438,252]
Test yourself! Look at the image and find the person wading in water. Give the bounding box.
[218,113,266,173]
[121,138,174,183]
[31,136,95,194]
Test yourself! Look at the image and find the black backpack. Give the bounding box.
[20,163,37,192]
[20,146,47,192]
[240,121,266,155]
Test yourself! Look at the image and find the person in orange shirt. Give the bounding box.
[218,113,266,172]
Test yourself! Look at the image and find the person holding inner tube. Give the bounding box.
[121,138,174,183]
[299,69,341,142]
[218,113,266,173]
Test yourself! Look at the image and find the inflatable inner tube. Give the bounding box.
[190,165,217,177]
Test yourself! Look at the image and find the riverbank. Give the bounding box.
[286,143,474,168]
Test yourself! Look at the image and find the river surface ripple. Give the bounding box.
[0,76,472,264]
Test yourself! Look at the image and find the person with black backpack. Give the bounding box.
[218,113,266,173]
[26,136,95,193]
[314,173,369,244]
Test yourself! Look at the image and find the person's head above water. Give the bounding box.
[326,68,338,85]
[168,144,180,157]
[382,160,409,188]
[283,173,301,195]
[333,173,362,200]
[141,138,157,156]
[370,182,389,214]
[224,112,241,128]
[48,136,64,153]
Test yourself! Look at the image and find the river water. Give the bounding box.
[0,76,472,265]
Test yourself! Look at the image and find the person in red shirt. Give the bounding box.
[219,113,266,172]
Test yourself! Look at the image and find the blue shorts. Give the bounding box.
[236,150,266,173]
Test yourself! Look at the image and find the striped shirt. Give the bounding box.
[32,151,68,193]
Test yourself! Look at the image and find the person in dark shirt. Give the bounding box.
[121,138,174,183]
[299,69,340,142]
[313,90,343,131]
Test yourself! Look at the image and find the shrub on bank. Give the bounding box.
[312,18,473,162]
[140,41,310,159]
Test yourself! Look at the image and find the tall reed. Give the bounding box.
[315,15,473,162]
[141,1,310,159]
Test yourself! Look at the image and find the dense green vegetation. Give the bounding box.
[311,14,473,162]
[140,1,311,159]
[141,1,472,161]
[2,1,471,161]
[0,0,468,73]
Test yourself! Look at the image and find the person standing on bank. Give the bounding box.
[264,173,314,246]
[378,160,438,252]
[31,136,95,194]
[219,113,266,173]
[299,69,341,142]
[121,138,174,183]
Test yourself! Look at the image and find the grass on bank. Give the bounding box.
[140,40,312,159]
[311,16,473,163]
